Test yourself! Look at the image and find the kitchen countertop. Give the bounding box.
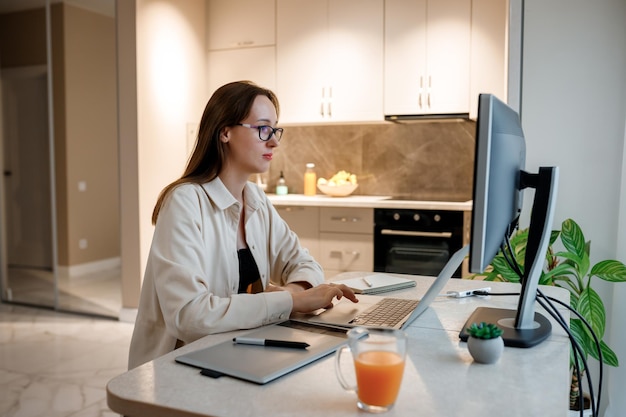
[267,193,473,211]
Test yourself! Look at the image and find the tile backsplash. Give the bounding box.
[266,119,476,202]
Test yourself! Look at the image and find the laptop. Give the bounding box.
[292,245,469,330]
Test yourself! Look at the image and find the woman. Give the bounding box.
[128,81,357,369]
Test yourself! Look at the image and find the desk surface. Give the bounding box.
[107,275,571,417]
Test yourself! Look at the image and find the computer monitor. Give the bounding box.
[459,94,559,348]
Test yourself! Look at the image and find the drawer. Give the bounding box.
[318,232,373,272]
[320,207,373,234]
[275,206,320,260]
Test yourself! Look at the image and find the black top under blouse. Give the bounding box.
[237,248,263,294]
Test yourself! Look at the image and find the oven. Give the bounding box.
[374,208,464,277]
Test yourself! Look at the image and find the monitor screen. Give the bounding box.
[469,94,526,274]
[460,94,559,348]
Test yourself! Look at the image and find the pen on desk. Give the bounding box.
[232,337,310,349]
[362,277,373,287]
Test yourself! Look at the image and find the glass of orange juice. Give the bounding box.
[335,327,407,413]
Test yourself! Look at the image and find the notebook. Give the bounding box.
[292,245,469,330]
[175,321,347,384]
[332,273,416,294]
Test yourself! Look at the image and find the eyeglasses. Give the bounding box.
[236,123,283,142]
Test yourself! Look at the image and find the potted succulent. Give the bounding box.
[466,322,504,364]
[468,218,626,411]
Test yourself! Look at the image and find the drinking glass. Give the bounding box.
[335,327,407,413]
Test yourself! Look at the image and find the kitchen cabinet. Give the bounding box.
[318,207,374,278]
[276,205,374,279]
[206,0,276,95]
[275,206,320,261]
[207,0,275,50]
[384,0,471,116]
[276,0,383,123]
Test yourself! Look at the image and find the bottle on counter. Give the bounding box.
[276,171,288,195]
[304,163,317,196]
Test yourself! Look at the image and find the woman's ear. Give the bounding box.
[220,127,231,143]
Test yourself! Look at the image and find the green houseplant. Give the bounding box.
[468,218,626,409]
[466,322,504,364]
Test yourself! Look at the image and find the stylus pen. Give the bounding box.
[232,337,310,349]
[362,277,373,287]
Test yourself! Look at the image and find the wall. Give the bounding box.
[521,0,626,415]
[61,4,119,267]
[0,8,46,66]
[126,0,207,308]
[270,120,475,201]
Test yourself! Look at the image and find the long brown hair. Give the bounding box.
[151,81,280,225]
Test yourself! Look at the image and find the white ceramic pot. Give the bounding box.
[467,336,504,364]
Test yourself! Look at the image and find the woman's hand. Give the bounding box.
[290,283,358,313]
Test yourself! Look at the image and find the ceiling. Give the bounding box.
[0,0,115,17]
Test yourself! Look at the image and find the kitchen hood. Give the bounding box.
[385,113,470,122]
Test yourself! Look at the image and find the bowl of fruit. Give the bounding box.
[317,170,358,197]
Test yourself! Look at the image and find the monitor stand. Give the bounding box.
[458,307,552,348]
[459,166,558,348]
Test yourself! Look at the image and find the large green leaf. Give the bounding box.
[561,219,587,259]
[554,250,583,268]
[549,230,561,246]
[590,259,626,283]
[545,263,579,284]
[491,256,521,282]
[570,321,618,367]
[576,287,606,339]
[597,340,619,367]
[569,319,589,370]
[554,250,590,280]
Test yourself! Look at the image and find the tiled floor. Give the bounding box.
[0,302,134,417]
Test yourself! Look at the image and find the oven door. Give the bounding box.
[374,228,463,277]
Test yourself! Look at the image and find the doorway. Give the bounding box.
[1,65,55,308]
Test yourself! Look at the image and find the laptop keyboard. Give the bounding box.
[350,298,419,328]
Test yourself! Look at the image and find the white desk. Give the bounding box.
[107,275,571,417]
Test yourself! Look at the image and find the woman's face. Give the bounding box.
[222,95,280,176]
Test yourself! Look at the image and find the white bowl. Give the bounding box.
[317,183,358,197]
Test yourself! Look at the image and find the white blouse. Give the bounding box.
[128,178,324,369]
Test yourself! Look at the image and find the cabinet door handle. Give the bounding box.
[279,206,304,212]
[418,76,423,109]
[427,76,432,108]
[328,86,332,117]
[320,87,325,116]
[329,250,360,257]
[330,216,361,223]
[380,229,452,238]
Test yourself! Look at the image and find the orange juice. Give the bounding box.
[354,350,405,407]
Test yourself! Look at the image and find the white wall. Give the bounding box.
[521,0,626,415]
[135,0,207,281]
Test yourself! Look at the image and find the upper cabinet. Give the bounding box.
[276,0,383,123]
[384,0,471,116]
[206,0,276,95]
[205,0,507,123]
[207,0,275,50]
